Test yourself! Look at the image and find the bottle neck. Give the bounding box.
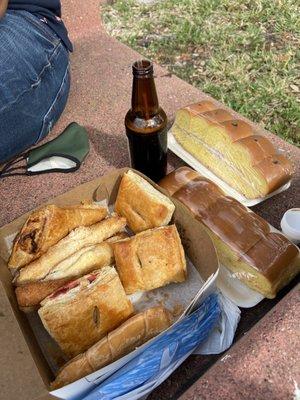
[131,74,159,119]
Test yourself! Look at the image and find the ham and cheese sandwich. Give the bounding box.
[38,267,134,358]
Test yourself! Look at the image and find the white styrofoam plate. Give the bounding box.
[168,129,291,207]
[217,265,264,308]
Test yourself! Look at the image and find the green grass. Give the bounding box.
[102,0,300,146]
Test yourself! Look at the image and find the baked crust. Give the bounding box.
[51,306,172,389]
[15,279,70,309]
[15,216,126,285]
[8,204,108,269]
[14,233,129,309]
[38,267,134,358]
[158,166,200,196]
[115,170,175,233]
[113,225,186,294]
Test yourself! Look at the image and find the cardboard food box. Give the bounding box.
[0,168,219,400]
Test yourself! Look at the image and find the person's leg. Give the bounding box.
[0,10,70,163]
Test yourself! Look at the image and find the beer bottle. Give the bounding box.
[125,60,168,182]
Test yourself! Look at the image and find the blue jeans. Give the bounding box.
[0,10,70,163]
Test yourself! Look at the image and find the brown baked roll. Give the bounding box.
[8,204,108,269]
[14,233,129,311]
[38,266,134,358]
[113,225,186,294]
[51,306,172,389]
[14,215,126,285]
[115,170,175,233]
[159,167,300,298]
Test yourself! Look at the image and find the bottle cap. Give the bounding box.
[132,60,153,76]
[280,208,300,244]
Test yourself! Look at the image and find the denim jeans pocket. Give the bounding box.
[20,11,61,48]
[37,64,70,143]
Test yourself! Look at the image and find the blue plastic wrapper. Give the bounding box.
[83,293,220,400]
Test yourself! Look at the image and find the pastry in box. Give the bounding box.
[38,266,134,358]
[51,306,172,389]
[113,225,186,294]
[8,203,108,269]
[14,233,128,310]
[115,169,175,233]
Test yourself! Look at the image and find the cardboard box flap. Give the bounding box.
[0,279,49,400]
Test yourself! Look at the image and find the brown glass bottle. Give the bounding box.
[125,60,168,182]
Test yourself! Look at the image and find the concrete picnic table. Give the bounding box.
[0,1,299,399]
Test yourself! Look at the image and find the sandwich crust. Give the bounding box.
[15,279,69,309]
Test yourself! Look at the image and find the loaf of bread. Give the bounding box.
[159,167,300,298]
[38,266,134,358]
[8,204,108,269]
[172,101,293,199]
[115,170,175,233]
[113,225,186,294]
[51,306,172,389]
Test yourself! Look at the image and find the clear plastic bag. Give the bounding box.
[195,291,240,355]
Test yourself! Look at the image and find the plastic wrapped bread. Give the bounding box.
[172,101,293,199]
[159,167,300,298]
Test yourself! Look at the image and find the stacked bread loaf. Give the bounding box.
[172,101,293,199]
[159,167,300,298]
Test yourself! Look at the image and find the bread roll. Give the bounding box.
[51,306,172,389]
[115,170,175,233]
[15,216,126,285]
[159,167,300,298]
[8,204,108,269]
[172,101,293,199]
[38,267,134,358]
[113,225,186,294]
